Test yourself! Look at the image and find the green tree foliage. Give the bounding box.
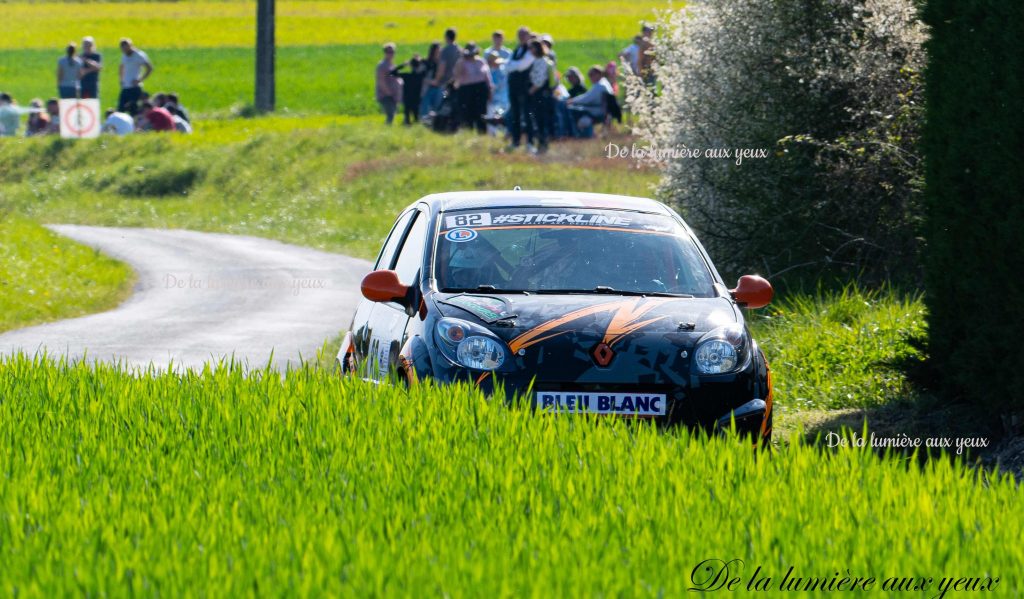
[629,0,926,285]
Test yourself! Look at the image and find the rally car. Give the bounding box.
[338,190,775,439]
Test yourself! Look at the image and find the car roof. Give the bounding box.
[413,190,676,216]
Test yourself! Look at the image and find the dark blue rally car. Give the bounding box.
[338,190,775,439]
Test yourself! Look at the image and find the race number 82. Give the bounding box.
[444,213,492,228]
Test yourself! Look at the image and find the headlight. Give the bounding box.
[693,324,746,374]
[435,318,507,370]
[456,336,505,370]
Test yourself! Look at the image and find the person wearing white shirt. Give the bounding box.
[483,30,511,62]
[102,109,134,135]
[117,38,153,115]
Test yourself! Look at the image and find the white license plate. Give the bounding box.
[534,391,667,417]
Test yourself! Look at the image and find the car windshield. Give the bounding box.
[434,208,716,296]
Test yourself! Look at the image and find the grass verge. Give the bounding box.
[0,353,1020,596]
[0,117,657,260]
[751,286,927,412]
[0,217,134,333]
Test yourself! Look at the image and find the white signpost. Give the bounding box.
[59,99,101,139]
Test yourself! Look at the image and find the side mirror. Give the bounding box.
[361,270,411,304]
[730,275,773,309]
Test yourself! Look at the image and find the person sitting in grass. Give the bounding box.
[565,66,614,137]
[25,99,50,136]
[139,101,174,132]
[553,67,585,138]
[102,108,134,135]
[164,93,190,123]
[564,67,587,98]
[375,43,403,125]
[44,98,61,134]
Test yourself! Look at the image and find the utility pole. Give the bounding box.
[255,0,275,112]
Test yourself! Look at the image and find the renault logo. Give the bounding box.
[591,342,615,367]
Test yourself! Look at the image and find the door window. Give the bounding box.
[393,211,429,285]
[375,210,416,270]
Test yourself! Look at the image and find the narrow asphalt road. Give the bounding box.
[0,225,372,370]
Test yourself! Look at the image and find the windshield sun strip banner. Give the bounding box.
[438,225,678,237]
[441,210,678,235]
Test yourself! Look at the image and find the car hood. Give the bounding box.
[434,291,739,347]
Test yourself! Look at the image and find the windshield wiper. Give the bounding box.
[533,287,694,298]
[440,286,532,295]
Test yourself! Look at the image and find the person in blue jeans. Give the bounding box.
[419,43,442,119]
[56,43,82,99]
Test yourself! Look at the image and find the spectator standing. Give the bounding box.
[486,51,508,114]
[118,38,153,116]
[638,27,656,85]
[57,43,83,99]
[505,26,535,151]
[618,35,643,75]
[526,39,554,154]
[375,43,403,125]
[453,43,492,134]
[434,29,461,90]
[484,30,511,61]
[391,56,427,125]
[540,35,556,65]
[102,108,134,135]
[538,34,558,139]
[419,43,443,118]
[140,101,174,131]
[80,36,102,99]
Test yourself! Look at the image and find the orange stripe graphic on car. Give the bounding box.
[509,298,674,355]
[508,300,630,354]
[603,298,673,347]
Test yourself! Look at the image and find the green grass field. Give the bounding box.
[0,217,134,332]
[1,41,631,116]
[1,354,1019,596]
[0,0,664,115]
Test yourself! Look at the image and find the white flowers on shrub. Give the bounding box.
[628,0,927,281]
